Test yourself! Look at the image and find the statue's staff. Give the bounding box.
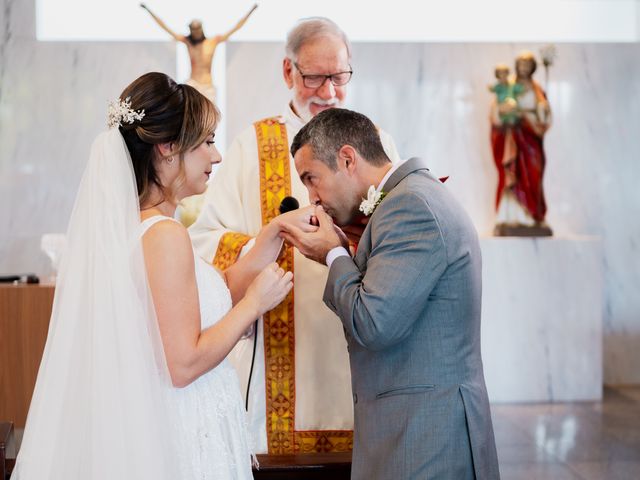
[539,44,558,91]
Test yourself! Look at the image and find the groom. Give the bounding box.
[281,108,500,479]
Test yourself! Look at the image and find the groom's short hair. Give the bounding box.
[291,108,391,170]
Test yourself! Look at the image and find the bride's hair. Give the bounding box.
[118,72,220,205]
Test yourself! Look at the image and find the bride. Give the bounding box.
[11,72,316,479]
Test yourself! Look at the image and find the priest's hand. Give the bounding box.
[280,206,345,265]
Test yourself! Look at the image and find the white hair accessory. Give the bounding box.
[107,96,145,129]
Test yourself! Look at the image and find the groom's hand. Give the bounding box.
[280,206,343,265]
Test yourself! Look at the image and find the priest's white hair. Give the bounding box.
[285,17,352,62]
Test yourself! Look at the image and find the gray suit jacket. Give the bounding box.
[324,158,500,479]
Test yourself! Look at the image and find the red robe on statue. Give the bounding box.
[491,82,548,223]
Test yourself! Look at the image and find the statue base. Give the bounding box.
[493,222,553,237]
[480,236,603,402]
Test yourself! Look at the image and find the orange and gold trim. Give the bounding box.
[212,232,252,271]
[256,117,296,454]
[294,430,354,453]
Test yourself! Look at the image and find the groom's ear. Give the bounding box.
[337,145,358,176]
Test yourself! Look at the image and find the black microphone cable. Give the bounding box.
[245,319,259,411]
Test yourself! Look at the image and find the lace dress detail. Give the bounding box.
[140,216,253,479]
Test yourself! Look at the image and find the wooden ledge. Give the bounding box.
[1,422,15,480]
[253,452,351,479]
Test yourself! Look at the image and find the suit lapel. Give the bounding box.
[355,158,429,264]
[381,157,430,194]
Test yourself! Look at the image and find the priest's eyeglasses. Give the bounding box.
[294,62,353,88]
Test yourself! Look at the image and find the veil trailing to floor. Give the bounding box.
[12,129,178,479]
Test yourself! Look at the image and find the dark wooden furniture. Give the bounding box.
[0,284,55,428]
[253,452,351,480]
[1,422,15,479]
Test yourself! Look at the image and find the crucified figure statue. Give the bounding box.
[141,3,258,102]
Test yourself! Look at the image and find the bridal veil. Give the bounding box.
[12,129,178,479]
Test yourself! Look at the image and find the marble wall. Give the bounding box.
[1,0,638,384]
[0,0,176,280]
[480,237,603,402]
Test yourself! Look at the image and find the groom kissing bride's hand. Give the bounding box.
[279,205,349,265]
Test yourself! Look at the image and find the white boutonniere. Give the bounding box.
[359,185,386,216]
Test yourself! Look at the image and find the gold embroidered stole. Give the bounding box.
[213,232,252,271]
[210,117,351,454]
[255,117,297,453]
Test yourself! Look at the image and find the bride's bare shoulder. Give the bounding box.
[142,219,193,262]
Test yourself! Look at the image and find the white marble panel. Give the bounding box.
[0,0,176,279]
[226,42,640,385]
[480,237,603,403]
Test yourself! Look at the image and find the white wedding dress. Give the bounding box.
[141,215,254,480]
[12,131,253,480]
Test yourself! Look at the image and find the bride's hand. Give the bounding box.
[272,205,319,235]
[244,263,293,317]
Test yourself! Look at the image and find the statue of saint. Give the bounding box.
[141,3,258,103]
[490,51,553,236]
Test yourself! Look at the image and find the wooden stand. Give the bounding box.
[0,284,55,428]
[1,422,15,480]
[253,453,351,480]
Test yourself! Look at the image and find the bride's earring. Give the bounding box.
[167,156,175,165]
